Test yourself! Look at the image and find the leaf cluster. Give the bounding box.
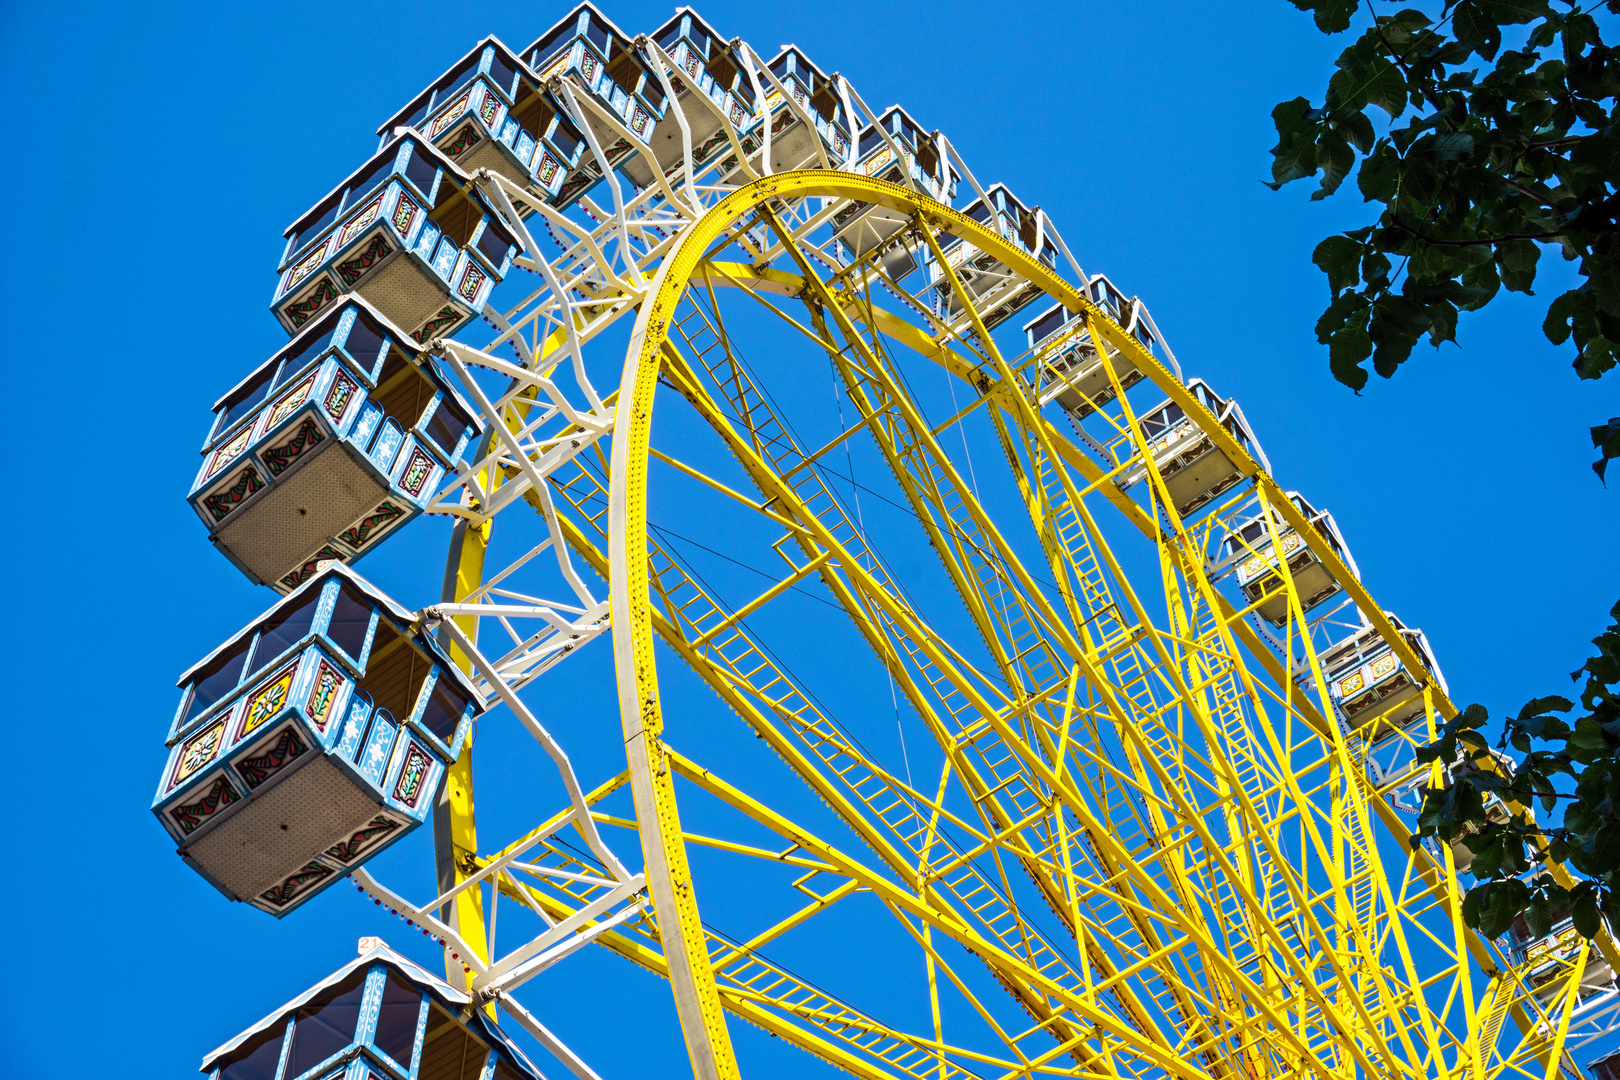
[1414,601,1620,940]
[1274,1,1620,476]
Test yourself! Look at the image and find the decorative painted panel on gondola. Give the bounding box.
[852,106,953,196]
[152,565,484,916]
[1222,492,1356,627]
[1021,274,1170,426]
[1107,378,1270,519]
[190,297,483,592]
[753,45,851,173]
[826,105,958,262]
[1314,613,1448,745]
[1024,301,1145,420]
[1491,911,1618,1008]
[923,181,1051,329]
[273,134,519,341]
[518,4,676,199]
[377,36,593,205]
[649,8,756,129]
[621,8,760,180]
[200,942,549,1080]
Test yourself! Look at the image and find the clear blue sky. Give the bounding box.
[2,1,1615,1076]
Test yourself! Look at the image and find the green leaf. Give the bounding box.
[1395,157,1440,212]
[1314,236,1366,294]
[1358,142,1401,203]
[1574,337,1619,382]
[1460,261,1502,311]
[1268,97,1322,188]
[1316,290,1370,343]
[1472,878,1532,938]
[1452,2,1503,60]
[1270,0,1611,484]
[1338,110,1376,154]
[1573,890,1602,937]
[1368,300,1421,378]
[1418,786,1454,832]
[1572,717,1610,750]
[1498,239,1541,294]
[1337,45,1410,118]
[1363,248,1393,287]
[1328,323,1374,388]
[1474,0,1553,26]
[1545,289,1581,345]
[1524,892,1554,937]
[1517,714,1571,740]
[1465,830,1509,877]
[1593,416,1620,483]
[1365,66,1412,119]
[1424,132,1477,162]
[1426,299,1460,347]
[1379,8,1433,43]
[1312,134,1357,200]
[1593,267,1620,320]
[1409,245,1468,286]
[1518,696,1575,719]
[1291,0,1359,33]
[1461,886,1483,927]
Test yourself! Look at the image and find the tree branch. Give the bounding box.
[1501,176,1566,209]
[1392,219,1563,246]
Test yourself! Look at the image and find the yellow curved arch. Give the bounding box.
[607,168,1200,1080]
[606,170,1073,1080]
[605,169,1484,1079]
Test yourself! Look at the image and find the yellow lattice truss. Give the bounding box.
[439,173,1620,1080]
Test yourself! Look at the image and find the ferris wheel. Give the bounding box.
[157,6,1620,1080]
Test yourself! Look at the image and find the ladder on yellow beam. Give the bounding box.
[497,806,1020,1080]
[1039,450,1321,1060]
[664,299,1233,1054]
[712,948,981,1080]
[1181,585,1319,997]
[1468,974,1514,1080]
[672,303,898,594]
[672,301,1065,839]
[842,354,1070,706]
[771,295,1078,718]
[545,454,1112,1030]
[1020,426,1269,1052]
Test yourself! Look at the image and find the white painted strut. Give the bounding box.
[494,988,611,1080]
[426,614,629,882]
[554,79,642,285]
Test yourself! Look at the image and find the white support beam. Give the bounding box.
[494,989,611,1080]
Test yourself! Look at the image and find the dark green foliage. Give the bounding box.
[1278,1,1619,942]
[1274,1,1619,476]
[1412,603,1620,939]
[1592,415,1620,479]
